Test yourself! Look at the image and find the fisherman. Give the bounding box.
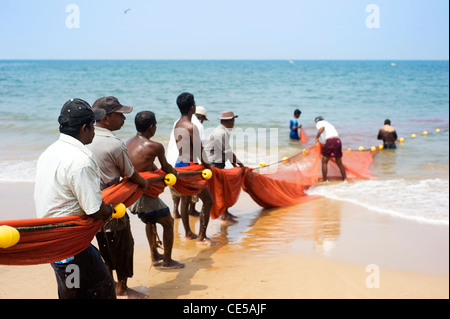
[290,109,302,140]
[126,111,184,269]
[377,119,398,149]
[204,111,245,224]
[315,116,347,182]
[173,92,215,245]
[87,96,148,299]
[34,98,116,299]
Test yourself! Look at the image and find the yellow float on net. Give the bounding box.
[112,203,126,219]
[282,157,289,163]
[164,173,177,186]
[370,146,376,152]
[358,146,365,151]
[302,149,309,155]
[0,225,21,249]
[259,161,267,167]
[378,144,384,150]
[411,134,416,138]
[202,169,213,180]
[436,128,440,133]
[423,131,428,136]
[399,137,404,143]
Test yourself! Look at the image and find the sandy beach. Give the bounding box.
[0,182,448,300]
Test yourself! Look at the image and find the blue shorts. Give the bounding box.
[175,160,197,168]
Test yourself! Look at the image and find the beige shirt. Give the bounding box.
[204,124,235,164]
[34,134,103,218]
[87,126,135,190]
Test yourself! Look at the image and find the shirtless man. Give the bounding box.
[377,119,398,149]
[174,92,215,245]
[126,111,184,269]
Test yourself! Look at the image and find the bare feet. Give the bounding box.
[152,255,164,267]
[116,287,148,299]
[197,237,217,246]
[184,231,198,240]
[161,259,185,269]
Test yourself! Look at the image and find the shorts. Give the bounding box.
[130,193,170,224]
[384,143,396,149]
[322,137,343,158]
[51,245,116,299]
[170,187,199,203]
[175,160,197,168]
[95,214,134,279]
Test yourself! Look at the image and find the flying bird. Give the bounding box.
[124,8,131,14]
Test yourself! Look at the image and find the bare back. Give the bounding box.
[174,116,202,163]
[127,135,168,173]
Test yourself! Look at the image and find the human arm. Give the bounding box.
[155,143,178,176]
[316,127,325,143]
[377,129,383,140]
[90,201,114,220]
[129,169,148,191]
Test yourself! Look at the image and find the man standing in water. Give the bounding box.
[315,116,347,182]
[126,111,184,269]
[377,119,398,149]
[173,92,215,245]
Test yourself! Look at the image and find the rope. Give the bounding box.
[146,170,204,182]
[16,223,79,232]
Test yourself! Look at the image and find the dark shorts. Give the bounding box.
[51,245,116,299]
[130,194,170,224]
[95,213,134,279]
[322,137,343,158]
[384,143,397,149]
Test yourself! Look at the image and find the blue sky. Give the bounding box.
[0,0,448,60]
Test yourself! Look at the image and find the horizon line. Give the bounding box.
[0,58,448,62]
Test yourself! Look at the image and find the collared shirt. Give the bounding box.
[86,126,135,190]
[34,134,103,218]
[204,124,234,164]
[316,120,339,142]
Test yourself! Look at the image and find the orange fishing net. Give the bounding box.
[243,143,377,208]
[0,143,377,266]
[0,216,103,266]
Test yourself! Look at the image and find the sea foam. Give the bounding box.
[306,178,449,225]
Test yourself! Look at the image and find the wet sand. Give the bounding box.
[0,183,448,299]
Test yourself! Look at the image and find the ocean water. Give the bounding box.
[0,60,448,224]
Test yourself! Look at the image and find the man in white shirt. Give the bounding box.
[315,116,347,182]
[34,98,116,299]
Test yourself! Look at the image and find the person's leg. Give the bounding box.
[196,187,216,245]
[145,223,163,265]
[170,188,181,219]
[180,195,197,239]
[321,156,330,181]
[51,245,116,299]
[157,215,185,269]
[335,157,347,181]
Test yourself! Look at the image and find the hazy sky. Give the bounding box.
[0,0,448,60]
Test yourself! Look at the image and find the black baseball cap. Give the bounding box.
[58,98,105,127]
[92,96,133,114]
